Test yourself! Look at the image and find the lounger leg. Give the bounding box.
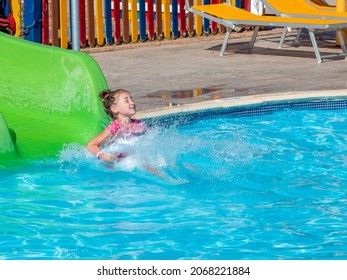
[309,29,347,62]
[308,30,322,63]
[248,26,259,54]
[295,28,303,43]
[337,29,347,59]
[279,28,287,48]
[280,28,302,48]
[220,27,232,56]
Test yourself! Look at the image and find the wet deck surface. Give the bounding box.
[86,28,347,113]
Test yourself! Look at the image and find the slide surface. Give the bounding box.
[0,32,108,166]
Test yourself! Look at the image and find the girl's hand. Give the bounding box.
[99,153,115,162]
[99,153,126,162]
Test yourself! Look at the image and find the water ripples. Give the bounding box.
[0,107,347,259]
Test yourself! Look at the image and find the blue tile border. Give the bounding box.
[146,98,347,127]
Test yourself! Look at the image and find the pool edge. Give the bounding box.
[135,89,347,119]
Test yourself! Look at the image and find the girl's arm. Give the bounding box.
[86,128,116,162]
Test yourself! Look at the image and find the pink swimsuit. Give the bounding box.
[107,119,147,137]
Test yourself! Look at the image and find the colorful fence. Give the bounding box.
[9,0,248,49]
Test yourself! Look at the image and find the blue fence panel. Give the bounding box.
[24,0,42,42]
[104,0,113,44]
[235,0,242,8]
[203,0,210,34]
[171,0,178,38]
[139,0,146,41]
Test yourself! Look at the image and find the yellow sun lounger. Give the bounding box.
[305,0,335,11]
[259,0,346,49]
[185,2,347,63]
[261,0,345,18]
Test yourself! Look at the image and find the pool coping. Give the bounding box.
[135,89,347,119]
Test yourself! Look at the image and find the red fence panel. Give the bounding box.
[178,0,186,37]
[79,0,87,47]
[146,0,155,40]
[41,0,49,45]
[156,0,163,40]
[112,0,121,44]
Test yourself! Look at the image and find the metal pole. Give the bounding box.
[71,0,80,51]
[336,0,346,46]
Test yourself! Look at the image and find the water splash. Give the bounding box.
[57,123,258,185]
[57,143,93,174]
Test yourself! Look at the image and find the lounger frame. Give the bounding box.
[185,1,347,63]
[304,0,335,11]
[260,0,347,50]
[261,0,345,19]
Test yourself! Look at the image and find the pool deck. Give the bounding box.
[86,28,347,119]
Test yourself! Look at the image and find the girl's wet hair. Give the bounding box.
[99,89,129,119]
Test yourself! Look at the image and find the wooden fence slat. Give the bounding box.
[178,0,186,37]
[172,0,178,38]
[195,0,203,36]
[163,0,171,39]
[112,0,121,44]
[87,0,95,47]
[122,0,130,43]
[244,0,251,11]
[11,0,20,36]
[130,0,138,43]
[139,0,146,41]
[219,0,226,34]
[211,0,219,34]
[203,0,209,34]
[187,0,194,36]
[51,0,59,46]
[146,0,155,40]
[41,0,49,44]
[59,0,68,48]
[104,0,113,44]
[95,0,104,46]
[156,0,163,40]
[79,0,86,47]
[24,0,42,43]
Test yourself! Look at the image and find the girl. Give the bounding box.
[87,89,147,162]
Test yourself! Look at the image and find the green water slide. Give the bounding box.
[0,32,109,166]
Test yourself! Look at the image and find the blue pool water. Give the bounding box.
[1,99,347,260]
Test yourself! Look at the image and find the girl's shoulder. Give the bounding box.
[107,119,122,135]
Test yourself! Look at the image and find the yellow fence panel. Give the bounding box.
[95,0,104,46]
[59,0,68,48]
[10,0,20,37]
[163,0,171,39]
[195,0,203,36]
[130,0,138,43]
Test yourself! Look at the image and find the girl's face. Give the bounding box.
[111,91,136,118]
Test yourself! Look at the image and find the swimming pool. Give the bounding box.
[1,98,346,260]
